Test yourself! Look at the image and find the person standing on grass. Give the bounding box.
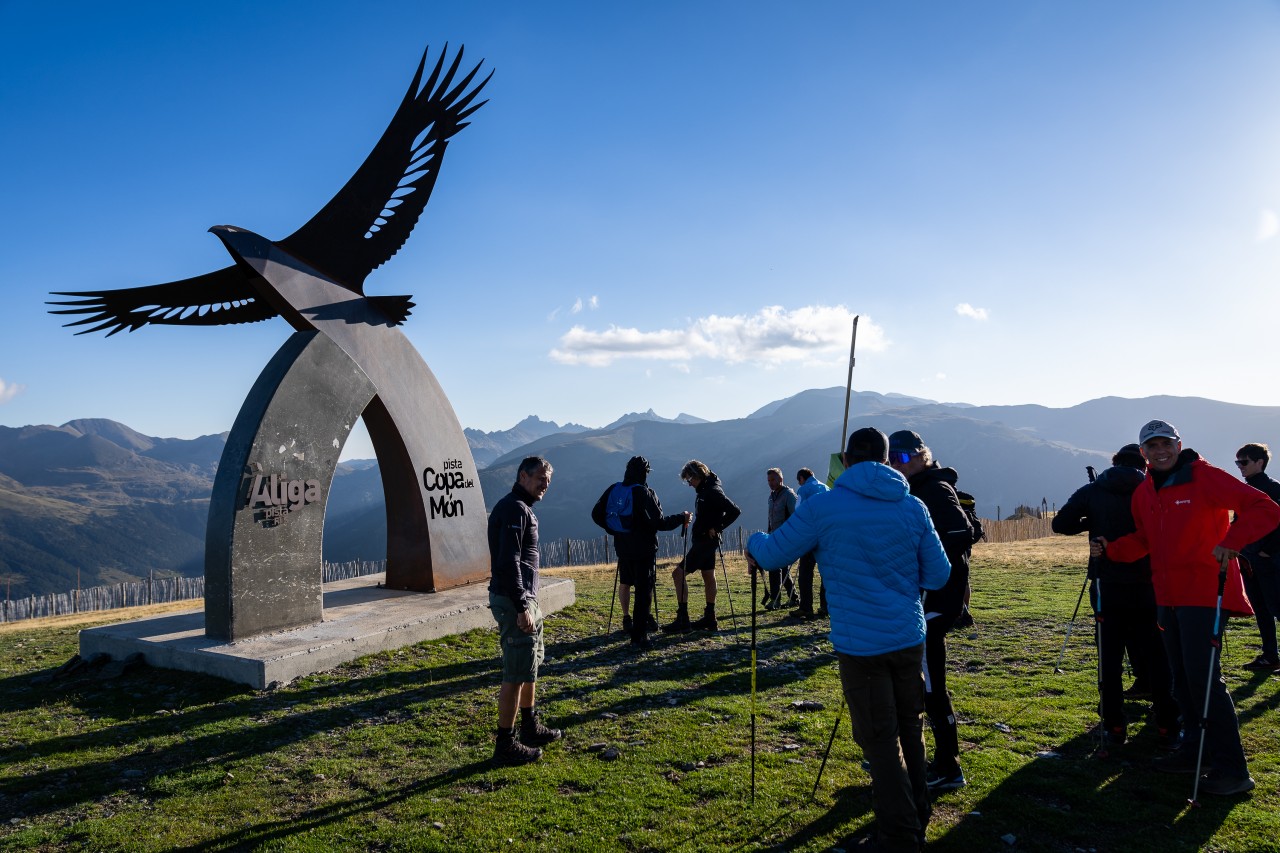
[791,467,830,620]
[886,429,972,793]
[1093,420,1279,796]
[1233,442,1280,673]
[591,455,691,649]
[488,456,563,765]
[1052,443,1180,750]
[747,428,950,852]
[762,467,799,610]
[663,460,741,633]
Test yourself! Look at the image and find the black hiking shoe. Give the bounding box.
[1156,727,1182,751]
[689,610,719,631]
[951,606,975,630]
[621,615,633,634]
[662,612,691,633]
[645,614,659,632]
[520,711,562,747]
[926,766,966,793]
[494,736,542,765]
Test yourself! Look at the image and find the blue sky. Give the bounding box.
[3,1,1279,459]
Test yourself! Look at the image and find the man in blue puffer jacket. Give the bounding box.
[747,428,950,853]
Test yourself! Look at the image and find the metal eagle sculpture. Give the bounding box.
[49,45,491,335]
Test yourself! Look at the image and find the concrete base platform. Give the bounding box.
[79,574,576,690]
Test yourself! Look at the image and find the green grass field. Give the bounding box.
[2,538,1277,851]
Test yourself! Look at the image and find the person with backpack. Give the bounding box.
[887,429,975,793]
[663,460,741,633]
[762,467,800,610]
[591,456,691,649]
[1052,443,1181,750]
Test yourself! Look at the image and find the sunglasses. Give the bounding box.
[890,451,914,465]
[1235,459,1254,468]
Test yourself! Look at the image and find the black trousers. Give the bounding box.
[1092,579,1178,731]
[797,550,826,613]
[924,610,960,774]
[620,557,655,642]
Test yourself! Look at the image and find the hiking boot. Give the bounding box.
[1153,747,1205,775]
[662,607,691,634]
[926,766,966,793]
[621,615,633,634]
[630,634,653,651]
[1199,771,1255,797]
[788,609,815,621]
[763,594,783,611]
[814,607,829,619]
[1104,725,1127,747]
[952,606,975,630]
[1156,727,1182,752]
[494,734,542,765]
[520,709,562,746]
[787,593,801,608]
[1242,654,1280,672]
[689,608,719,631]
[645,614,659,632]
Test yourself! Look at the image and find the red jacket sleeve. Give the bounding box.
[1211,469,1280,551]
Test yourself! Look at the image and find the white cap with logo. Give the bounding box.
[1139,419,1180,445]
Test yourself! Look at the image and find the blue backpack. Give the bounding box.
[604,482,636,533]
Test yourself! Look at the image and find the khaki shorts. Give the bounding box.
[490,592,544,683]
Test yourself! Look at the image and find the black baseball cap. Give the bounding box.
[888,430,925,454]
[846,427,889,463]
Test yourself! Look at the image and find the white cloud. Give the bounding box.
[547,307,561,322]
[571,298,584,314]
[549,305,889,367]
[0,377,25,404]
[1258,209,1279,242]
[935,372,947,380]
[955,303,989,321]
[589,295,599,310]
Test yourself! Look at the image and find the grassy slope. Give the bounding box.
[1,538,1277,852]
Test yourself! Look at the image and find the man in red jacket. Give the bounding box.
[1092,419,1279,796]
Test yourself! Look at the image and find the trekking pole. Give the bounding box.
[812,698,845,799]
[1093,579,1108,758]
[1054,574,1089,673]
[750,559,758,803]
[1189,563,1230,807]
[717,542,742,640]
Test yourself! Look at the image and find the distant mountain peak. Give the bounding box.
[603,409,706,430]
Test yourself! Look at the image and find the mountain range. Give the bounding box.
[2,390,1276,596]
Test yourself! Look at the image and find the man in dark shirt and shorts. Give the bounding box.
[488,456,563,765]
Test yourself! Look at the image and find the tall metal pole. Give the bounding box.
[840,316,860,448]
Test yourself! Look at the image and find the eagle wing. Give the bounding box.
[277,44,492,290]
[48,265,275,337]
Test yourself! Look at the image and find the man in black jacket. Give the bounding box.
[888,430,972,792]
[1053,444,1180,748]
[487,456,563,765]
[663,460,741,632]
[591,456,691,649]
[1235,442,1280,672]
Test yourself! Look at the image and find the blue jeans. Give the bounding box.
[838,644,929,852]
